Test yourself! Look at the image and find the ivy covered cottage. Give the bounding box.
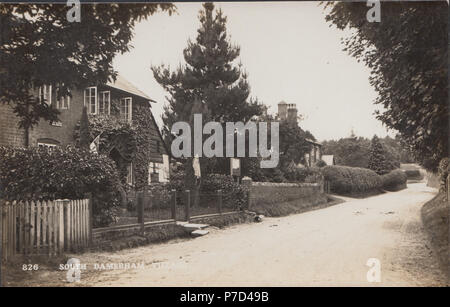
[0,74,170,190]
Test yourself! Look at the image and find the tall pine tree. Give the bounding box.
[152,2,263,177]
[368,135,391,175]
[152,2,262,142]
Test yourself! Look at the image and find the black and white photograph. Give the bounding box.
[0,0,448,290]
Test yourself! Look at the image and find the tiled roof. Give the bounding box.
[106,74,153,101]
[305,138,322,146]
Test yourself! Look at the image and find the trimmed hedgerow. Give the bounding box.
[381,169,407,191]
[0,146,121,227]
[322,165,382,195]
[404,169,423,181]
[284,167,323,183]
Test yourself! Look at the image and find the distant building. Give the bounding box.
[277,101,298,125]
[322,155,335,166]
[276,101,321,167]
[304,138,322,167]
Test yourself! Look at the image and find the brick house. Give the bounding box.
[0,74,170,185]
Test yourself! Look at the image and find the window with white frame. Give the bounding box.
[38,85,52,105]
[37,142,58,150]
[120,97,132,122]
[84,87,97,114]
[149,162,160,174]
[148,162,161,184]
[57,94,70,110]
[126,162,133,185]
[98,91,110,115]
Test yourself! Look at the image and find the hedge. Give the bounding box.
[404,169,423,180]
[284,167,323,183]
[382,169,407,191]
[0,146,121,227]
[322,165,382,195]
[168,172,248,210]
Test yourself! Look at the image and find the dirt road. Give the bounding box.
[57,183,448,286]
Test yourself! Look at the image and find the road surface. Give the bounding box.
[71,183,446,286]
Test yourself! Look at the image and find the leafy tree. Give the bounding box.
[0,3,174,145]
[324,1,448,171]
[152,2,262,143]
[278,121,315,168]
[322,137,371,168]
[368,135,391,175]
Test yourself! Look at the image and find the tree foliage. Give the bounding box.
[0,3,174,131]
[322,134,411,169]
[368,135,391,175]
[279,121,316,168]
[324,1,448,171]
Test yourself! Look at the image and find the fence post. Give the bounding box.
[217,190,222,214]
[241,177,253,210]
[171,190,177,221]
[0,200,4,264]
[56,200,64,255]
[0,201,3,279]
[447,174,450,201]
[84,193,93,247]
[137,191,145,235]
[185,190,190,222]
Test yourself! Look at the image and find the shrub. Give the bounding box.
[201,174,248,210]
[167,172,248,210]
[382,169,407,191]
[0,146,121,227]
[284,167,323,183]
[147,183,172,209]
[314,160,327,168]
[438,157,449,194]
[322,165,382,195]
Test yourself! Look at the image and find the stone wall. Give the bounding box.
[246,180,325,208]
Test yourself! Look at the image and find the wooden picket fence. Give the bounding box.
[1,198,92,262]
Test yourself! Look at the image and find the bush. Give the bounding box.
[404,169,423,180]
[147,183,172,209]
[0,146,121,227]
[284,167,323,183]
[438,157,449,194]
[322,165,382,195]
[382,169,407,191]
[314,160,327,168]
[167,172,248,210]
[201,174,248,209]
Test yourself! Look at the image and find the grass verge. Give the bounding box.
[250,194,342,217]
[421,193,449,280]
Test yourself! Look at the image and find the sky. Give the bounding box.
[113,1,397,142]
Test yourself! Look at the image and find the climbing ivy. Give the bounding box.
[74,98,156,191]
[133,103,156,190]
